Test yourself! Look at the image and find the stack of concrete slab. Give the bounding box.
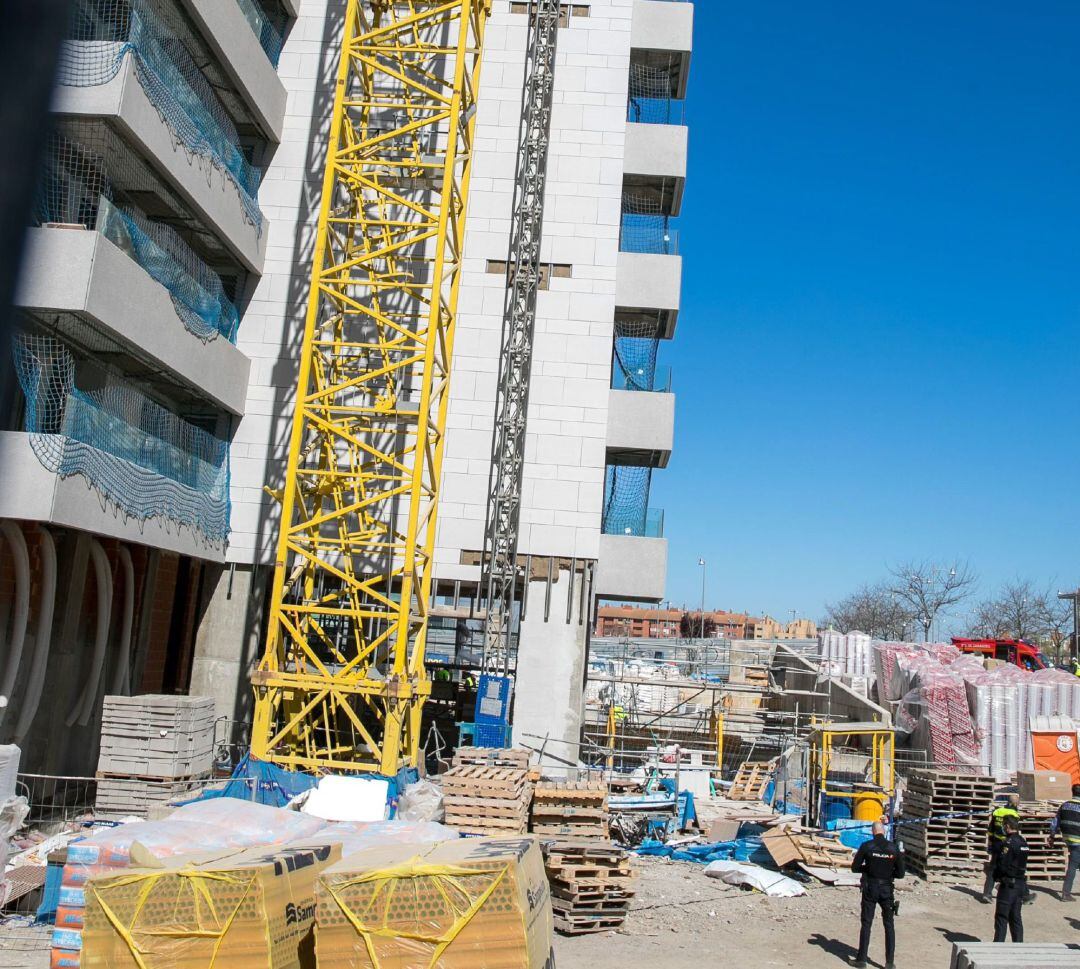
[94,695,215,816]
[950,941,1080,968]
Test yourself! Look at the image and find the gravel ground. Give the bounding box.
[554,856,1080,969]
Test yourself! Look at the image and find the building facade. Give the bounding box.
[3,0,692,773]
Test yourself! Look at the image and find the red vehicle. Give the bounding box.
[952,637,1050,671]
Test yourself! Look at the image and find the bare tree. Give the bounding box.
[888,560,978,641]
[822,583,912,640]
[971,580,1073,660]
[680,612,717,639]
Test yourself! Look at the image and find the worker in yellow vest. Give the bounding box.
[981,795,1020,904]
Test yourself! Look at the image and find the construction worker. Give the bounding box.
[851,819,905,969]
[981,794,1020,903]
[991,815,1029,942]
[1048,783,1080,901]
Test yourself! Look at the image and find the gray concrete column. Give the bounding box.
[511,563,592,776]
[189,563,266,733]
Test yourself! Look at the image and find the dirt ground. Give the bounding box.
[554,856,1080,969]
[2,858,1077,969]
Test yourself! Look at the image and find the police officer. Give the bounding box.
[1048,783,1080,901]
[851,820,905,969]
[981,793,1020,903]
[992,815,1029,942]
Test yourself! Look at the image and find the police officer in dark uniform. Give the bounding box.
[992,815,1029,943]
[851,820,905,969]
[1048,783,1080,900]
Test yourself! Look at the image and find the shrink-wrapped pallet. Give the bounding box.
[83,841,341,969]
[316,836,554,969]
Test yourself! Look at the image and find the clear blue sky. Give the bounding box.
[654,1,1080,623]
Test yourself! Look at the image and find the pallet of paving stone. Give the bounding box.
[543,841,634,935]
[440,765,532,835]
[452,747,530,769]
[94,774,209,817]
[729,761,774,800]
[950,941,1080,968]
[97,695,215,779]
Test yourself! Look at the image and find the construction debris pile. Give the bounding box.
[94,694,215,815]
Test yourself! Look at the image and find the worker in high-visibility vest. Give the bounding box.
[1048,783,1080,901]
[981,794,1021,904]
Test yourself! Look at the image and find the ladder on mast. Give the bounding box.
[249,0,491,775]
[481,0,561,674]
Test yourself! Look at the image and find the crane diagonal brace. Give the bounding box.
[250,0,491,776]
[481,0,560,671]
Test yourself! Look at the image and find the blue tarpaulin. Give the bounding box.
[636,835,774,868]
[188,754,317,807]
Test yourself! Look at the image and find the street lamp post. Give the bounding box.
[698,558,706,638]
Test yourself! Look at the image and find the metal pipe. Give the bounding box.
[68,539,112,727]
[14,526,56,744]
[109,546,135,696]
[0,522,30,707]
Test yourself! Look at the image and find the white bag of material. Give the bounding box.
[301,774,389,823]
[170,797,328,844]
[321,819,457,856]
[0,747,20,801]
[703,860,806,897]
[396,778,444,823]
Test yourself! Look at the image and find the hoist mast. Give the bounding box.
[250,0,490,775]
[481,0,560,671]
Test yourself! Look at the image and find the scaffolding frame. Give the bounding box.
[251,0,490,775]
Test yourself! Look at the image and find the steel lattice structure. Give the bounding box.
[251,0,490,774]
[481,0,559,672]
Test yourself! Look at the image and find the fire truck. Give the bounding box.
[952,637,1051,671]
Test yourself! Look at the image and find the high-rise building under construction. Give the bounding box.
[1,0,692,774]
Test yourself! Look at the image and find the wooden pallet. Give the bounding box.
[534,781,607,802]
[452,747,530,769]
[543,840,633,935]
[730,761,774,801]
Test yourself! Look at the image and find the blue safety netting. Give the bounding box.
[613,312,661,391]
[620,191,676,255]
[627,62,684,125]
[59,0,263,228]
[99,199,240,341]
[235,0,285,67]
[603,464,652,537]
[35,130,240,343]
[13,333,230,544]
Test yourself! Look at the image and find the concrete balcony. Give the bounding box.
[632,0,694,60]
[615,251,681,339]
[606,389,674,469]
[596,533,668,603]
[0,432,227,563]
[625,122,688,215]
[53,56,266,274]
[16,227,250,417]
[178,0,288,141]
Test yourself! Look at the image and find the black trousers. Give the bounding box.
[857,879,895,963]
[994,879,1025,943]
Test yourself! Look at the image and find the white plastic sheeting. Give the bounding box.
[703,860,806,896]
[819,630,874,679]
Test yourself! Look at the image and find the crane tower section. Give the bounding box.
[482,0,560,671]
[251,0,490,775]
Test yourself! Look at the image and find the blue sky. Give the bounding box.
[654,1,1080,623]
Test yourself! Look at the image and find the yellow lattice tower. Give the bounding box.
[251,0,490,775]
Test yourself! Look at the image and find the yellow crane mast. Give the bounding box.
[250,0,490,775]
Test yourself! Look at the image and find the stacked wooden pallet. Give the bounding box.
[95,695,215,816]
[729,761,773,800]
[440,765,532,835]
[452,747,530,769]
[531,781,609,841]
[899,769,994,882]
[1016,802,1067,884]
[543,841,634,935]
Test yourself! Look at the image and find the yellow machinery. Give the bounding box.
[808,722,896,827]
[250,0,491,775]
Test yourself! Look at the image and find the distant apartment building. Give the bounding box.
[595,605,774,640]
[751,616,818,640]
